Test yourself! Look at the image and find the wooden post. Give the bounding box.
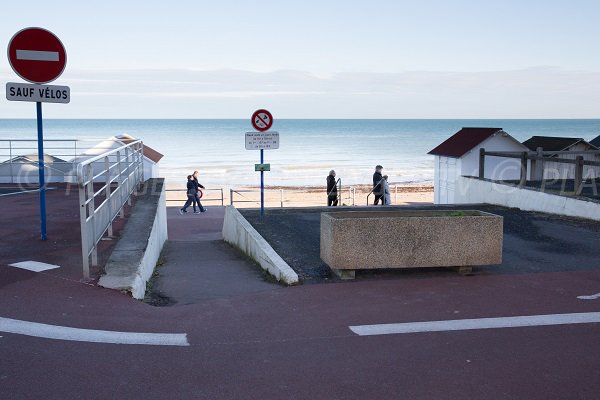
[535,147,544,180]
[519,152,528,187]
[479,148,485,179]
[574,155,584,195]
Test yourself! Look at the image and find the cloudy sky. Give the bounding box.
[1,0,599,118]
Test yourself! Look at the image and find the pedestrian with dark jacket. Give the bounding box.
[179,175,198,214]
[372,165,384,205]
[327,170,338,206]
[191,170,207,213]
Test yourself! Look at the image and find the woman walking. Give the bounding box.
[180,175,198,214]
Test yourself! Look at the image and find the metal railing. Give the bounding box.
[230,185,357,208]
[77,140,144,279]
[479,148,600,195]
[165,188,224,206]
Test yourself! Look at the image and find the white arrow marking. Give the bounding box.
[350,312,600,336]
[0,317,189,346]
[16,50,59,62]
[577,293,600,300]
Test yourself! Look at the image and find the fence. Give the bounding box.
[227,186,424,208]
[479,148,600,195]
[77,140,144,279]
[165,188,225,206]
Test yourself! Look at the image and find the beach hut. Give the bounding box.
[69,134,163,181]
[0,153,72,184]
[522,136,600,180]
[428,127,529,204]
[589,135,600,148]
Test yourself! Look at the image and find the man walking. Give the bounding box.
[372,165,384,205]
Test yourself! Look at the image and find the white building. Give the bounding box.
[0,153,72,184]
[69,134,163,182]
[429,127,529,204]
[522,136,600,180]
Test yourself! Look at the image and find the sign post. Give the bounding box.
[247,109,277,218]
[6,27,69,240]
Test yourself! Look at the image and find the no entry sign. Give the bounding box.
[7,27,67,84]
[251,109,273,132]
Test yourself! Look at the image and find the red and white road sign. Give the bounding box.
[251,109,273,132]
[7,27,67,84]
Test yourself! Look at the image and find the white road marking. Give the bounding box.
[16,49,59,62]
[8,261,60,272]
[349,312,600,336]
[577,293,600,300]
[0,317,189,346]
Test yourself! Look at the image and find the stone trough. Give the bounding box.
[320,210,503,279]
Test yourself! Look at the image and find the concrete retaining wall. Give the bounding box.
[456,176,600,221]
[99,178,168,299]
[222,206,299,285]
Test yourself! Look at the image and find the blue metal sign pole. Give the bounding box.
[260,149,265,218]
[36,101,47,240]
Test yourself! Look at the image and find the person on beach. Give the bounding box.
[372,165,384,205]
[179,175,198,214]
[326,170,338,206]
[383,175,392,205]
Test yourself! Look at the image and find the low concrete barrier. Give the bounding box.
[456,176,600,222]
[99,178,168,299]
[222,206,299,285]
[320,210,503,279]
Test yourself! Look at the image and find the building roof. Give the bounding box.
[428,127,504,158]
[115,134,164,163]
[590,135,600,148]
[522,136,590,151]
[1,153,67,164]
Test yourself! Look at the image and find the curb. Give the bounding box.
[222,205,299,285]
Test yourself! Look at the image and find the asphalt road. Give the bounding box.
[1,199,599,399]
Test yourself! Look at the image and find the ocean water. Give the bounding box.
[1,119,599,187]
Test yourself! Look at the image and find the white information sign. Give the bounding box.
[245,131,280,150]
[6,82,70,104]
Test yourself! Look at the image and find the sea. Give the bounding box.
[1,119,599,188]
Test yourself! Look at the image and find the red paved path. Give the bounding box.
[1,192,599,399]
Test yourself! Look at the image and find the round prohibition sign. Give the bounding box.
[7,27,67,84]
[251,109,273,132]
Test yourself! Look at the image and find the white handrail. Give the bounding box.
[77,140,144,279]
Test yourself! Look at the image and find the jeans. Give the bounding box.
[181,194,198,212]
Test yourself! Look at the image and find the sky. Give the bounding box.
[1,0,599,118]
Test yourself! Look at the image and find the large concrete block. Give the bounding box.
[320,210,503,275]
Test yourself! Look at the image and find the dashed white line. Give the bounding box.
[350,312,600,336]
[0,317,189,346]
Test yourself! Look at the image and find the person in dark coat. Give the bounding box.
[372,165,384,205]
[179,175,198,214]
[326,170,338,206]
[191,170,206,213]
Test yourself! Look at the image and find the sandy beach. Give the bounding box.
[165,184,433,208]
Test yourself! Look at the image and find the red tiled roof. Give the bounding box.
[428,127,503,158]
[116,135,164,163]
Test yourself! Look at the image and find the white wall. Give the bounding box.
[460,134,528,180]
[455,176,600,222]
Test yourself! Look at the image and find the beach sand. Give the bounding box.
[165,184,433,208]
